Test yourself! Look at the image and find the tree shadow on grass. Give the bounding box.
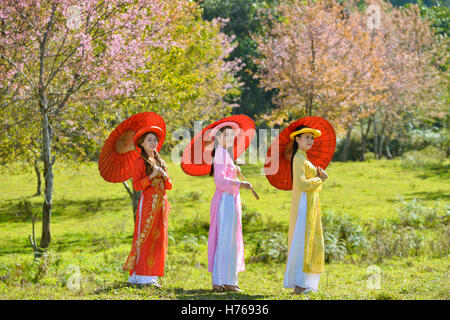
[404,191,450,201]
[415,163,450,180]
[0,232,132,255]
[92,281,134,295]
[50,232,132,253]
[0,239,33,255]
[0,196,129,224]
[169,287,268,300]
[386,189,450,203]
[92,282,269,300]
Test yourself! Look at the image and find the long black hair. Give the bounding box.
[290,125,308,180]
[209,126,233,176]
[137,132,167,176]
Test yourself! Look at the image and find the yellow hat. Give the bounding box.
[289,127,321,140]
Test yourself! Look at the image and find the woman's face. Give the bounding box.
[218,128,235,149]
[141,133,158,154]
[296,132,314,151]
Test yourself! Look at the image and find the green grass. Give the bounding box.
[0,158,448,299]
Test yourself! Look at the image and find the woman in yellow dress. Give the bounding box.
[284,125,328,294]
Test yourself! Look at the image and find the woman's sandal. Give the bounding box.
[212,285,224,292]
[137,282,161,288]
[294,286,311,294]
[223,285,243,292]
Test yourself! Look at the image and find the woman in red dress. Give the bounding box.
[123,126,172,287]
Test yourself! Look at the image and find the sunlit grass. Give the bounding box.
[0,157,448,299]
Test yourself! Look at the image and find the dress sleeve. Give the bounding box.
[132,158,151,191]
[213,148,241,193]
[164,171,173,190]
[294,155,322,192]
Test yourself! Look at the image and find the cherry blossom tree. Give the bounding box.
[0,0,184,248]
[252,0,386,131]
[252,0,444,161]
[367,0,443,159]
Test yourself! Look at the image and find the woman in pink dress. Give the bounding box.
[208,125,252,292]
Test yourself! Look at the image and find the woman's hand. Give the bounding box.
[317,167,325,180]
[239,181,252,189]
[148,166,165,180]
[154,166,169,180]
[148,166,159,179]
[159,168,169,181]
[317,167,328,181]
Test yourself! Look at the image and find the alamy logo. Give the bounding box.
[366,5,381,30]
[170,121,280,175]
[366,265,381,289]
[66,5,82,30]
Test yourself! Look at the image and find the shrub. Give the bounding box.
[400,146,448,170]
[365,152,376,160]
[178,234,207,252]
[245,201,447,265]
[323,232,347,261]
[396,198,441,229]
[241,209,264,231]
[248,232,288,263]
[333,136,363,162]
[366,226,424,263]
[1,253,54,286]
[427,225,450,258]
[405,127,448,153]
[364,199,448,263]
[322,210,369,262]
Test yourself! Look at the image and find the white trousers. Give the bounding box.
[212,192,239,286]
[283,192,321,292]
[128,273,159,285]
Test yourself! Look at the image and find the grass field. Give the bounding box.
[0,157,448,300]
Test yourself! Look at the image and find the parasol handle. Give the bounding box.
[237,171,259,200]
[139,154,155,167]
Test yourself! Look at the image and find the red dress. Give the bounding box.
[123,158,172,276]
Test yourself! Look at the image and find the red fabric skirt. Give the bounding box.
[123,180,170,276]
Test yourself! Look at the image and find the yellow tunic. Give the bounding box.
[288,149,324,273]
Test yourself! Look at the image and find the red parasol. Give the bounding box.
[98,112,166,183]
[264,116,336,191]
[181,114,255,177]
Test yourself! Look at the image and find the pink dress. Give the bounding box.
[208,146,245,284]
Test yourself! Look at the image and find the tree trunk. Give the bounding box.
[33,159,42,196]
[36,6,60,249]
[384,127,394,159]
[340,124,353,162]
[385,141,393,159]
[360,121,366,161]
[378,134,385,158]
[40,112,54,249]
[123,181,141,222]
[360,117,372,161]
[372,113,378,159]
[131,189,141,221]
[378,116,388,158]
